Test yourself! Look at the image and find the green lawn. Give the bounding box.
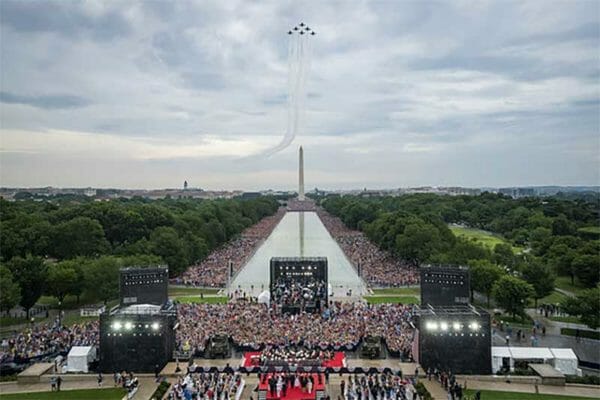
[528,290,567,307]
[0,388,126,400]
[371,287,420,296]
[554,276,589,296]
[464,389,592,400]
[494,313,533,327]
[449,226,523,253]
[364,296,420,304]
[175,296,228,304]
[548,315,582,324]
[168,286,221,297]
[61,314,98,326]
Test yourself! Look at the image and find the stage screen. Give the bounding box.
[420,265,470,306]
[270,257,328,313]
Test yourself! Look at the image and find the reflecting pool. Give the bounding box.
[230,211,366,295]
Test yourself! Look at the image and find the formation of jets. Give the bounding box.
[288,22,316,35]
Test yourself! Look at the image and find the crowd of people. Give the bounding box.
[427,368,468,400]
[176,302,416,359]
[271,277,327,309]
[175,209,285,287]
[340,372,418,400]
[259,345,334,366]
[316,210,419,287]
[169,371,243,400]
[263,372,319,397]
[0,318,99,364]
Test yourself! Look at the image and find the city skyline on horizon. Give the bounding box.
[1,1,598,189]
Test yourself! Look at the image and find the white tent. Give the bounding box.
[257,290,270,305]
[491,346,512,373]
[492,347,579,375]
[550,348,579,376]
[67,346,96,373]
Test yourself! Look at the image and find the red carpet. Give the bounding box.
[258,373,325,400]
[242,351,345,368]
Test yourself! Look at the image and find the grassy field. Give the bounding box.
[449,226,523,253]
[554,276,589,296]
[528,290,567,307]
[364,296,420,304]
[0,388,126,400]
[168,286,221,297]
[464,389,592,400]
[175,296,228,304]
[548,315,582,324]
[61,314,98,326]
[494,313,533,327]
[371,287,420,296]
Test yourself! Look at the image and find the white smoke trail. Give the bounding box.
[261,27,313,156]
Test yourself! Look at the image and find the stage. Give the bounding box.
[243,351,346,369]
[258,373,326,400]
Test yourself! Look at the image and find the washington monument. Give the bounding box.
[298,145,305,200]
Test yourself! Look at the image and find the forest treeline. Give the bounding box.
[0,196,279,314]
[320,193,599,327]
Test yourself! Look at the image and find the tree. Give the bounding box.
[149,227,188,277]
[552,215,575,236]
[492,276,534,319]
[469,260,505,306]
[395,220,442,265]
[83,257,120,304]
[51,217,110,259]
[521,259,555,308]
[493,243,516,268]
[46,262,78,306]
[546,243,576,284]
[0,265,21,312]
[561,288,600,329]
[7,256,48,316]
[572,254,600,288]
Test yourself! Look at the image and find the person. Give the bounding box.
[50,376,57,392]
[154,364,160,382]
[98,372,103,387]
[56,376,62,391]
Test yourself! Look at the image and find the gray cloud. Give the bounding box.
[0,91,91,110]
[0,0,131,41]
[0,0,598,189]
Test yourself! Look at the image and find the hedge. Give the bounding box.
[560,328,600,341]
[150,380,171,400]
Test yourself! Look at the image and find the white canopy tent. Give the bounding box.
[257,290,270,305]
[492,347,580,375]
[550,348,579,375]
[67,346,96,373]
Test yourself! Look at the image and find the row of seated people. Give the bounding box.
[259,345,334,366]
[168,371,243,400]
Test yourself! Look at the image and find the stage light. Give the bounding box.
[151,322,160,331]
[112,321,122,331]
[452,322,461,331]
[124,321,133,330]
[425,321,438,331]
[468,322,480,331]
[440,322,448,331]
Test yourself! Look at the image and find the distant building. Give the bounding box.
[241,192,262,199]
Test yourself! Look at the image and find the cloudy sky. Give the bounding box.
[0,0,598,190]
